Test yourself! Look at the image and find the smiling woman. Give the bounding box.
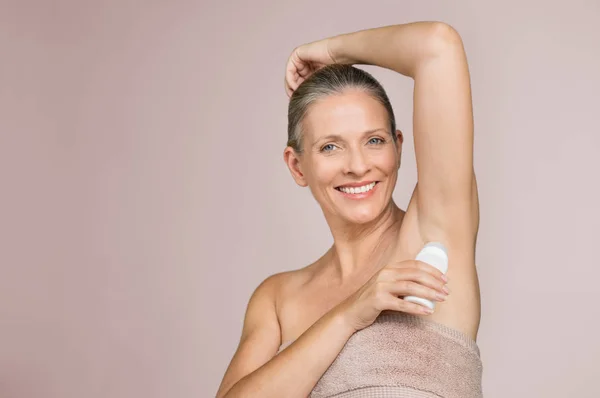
[216,21,481,398]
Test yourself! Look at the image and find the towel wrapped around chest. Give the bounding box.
[278,311,483,398]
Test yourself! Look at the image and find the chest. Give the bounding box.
[278,207,425,343]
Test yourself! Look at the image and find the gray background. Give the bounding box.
[1,0,599,397]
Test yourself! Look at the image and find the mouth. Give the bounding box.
[335,181,379,197]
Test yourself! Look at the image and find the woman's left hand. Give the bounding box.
[284,38,337,97]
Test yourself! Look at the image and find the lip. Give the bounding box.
[335,181,379,200]
[335,180,378,188]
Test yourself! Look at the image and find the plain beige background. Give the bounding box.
[1,0,599,397]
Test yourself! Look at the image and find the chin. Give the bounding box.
[343,207,381,224]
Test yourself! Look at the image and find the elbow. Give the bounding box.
[430,22,460,40]
[427,22,464,52]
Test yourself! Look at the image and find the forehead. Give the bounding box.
[303,90,388,141]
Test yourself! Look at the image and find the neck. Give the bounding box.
[323,201,405,284]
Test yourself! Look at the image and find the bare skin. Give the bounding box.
[216,21,481,398]
[276,188,481,348]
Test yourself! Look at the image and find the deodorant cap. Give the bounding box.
[416,242,449,274]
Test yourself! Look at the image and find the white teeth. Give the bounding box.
[338,182,376,194]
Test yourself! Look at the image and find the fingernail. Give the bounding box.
[442,285,450,294]
[441,274,448,282]
[436,293,447,301]
[423,308,434,314]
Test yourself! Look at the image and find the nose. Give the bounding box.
[343,146,371,177]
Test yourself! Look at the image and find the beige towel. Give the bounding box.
[280,311,483,397]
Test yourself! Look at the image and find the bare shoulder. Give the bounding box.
[270,266,315,313]
[249,265,316,333]
[247,267,309,303]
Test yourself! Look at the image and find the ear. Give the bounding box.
[283,146,308,187]
[395,129,404,169]
[395,129,404,146]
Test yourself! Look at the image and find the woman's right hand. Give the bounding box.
[284,38,338,97]
[336,259,450,332]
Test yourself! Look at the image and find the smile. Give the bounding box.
[335,181,378,195]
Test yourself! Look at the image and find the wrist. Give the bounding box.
[327,34,360,65]
[330,302,358,335]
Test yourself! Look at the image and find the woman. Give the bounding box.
[217,21,482,398]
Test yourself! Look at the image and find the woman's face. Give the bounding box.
[286,90,403,225]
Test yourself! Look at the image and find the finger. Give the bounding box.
[290,52,306,75]
[291,52,315,80]
[285,72,299,95]
[386,280,447,303]
[285,68,295,94]
[296,62,312,78]
[284,76,292,97]
[387,295,434,315]
[393,268,448,295]
[285,55,300,91]
[391,260,446,282]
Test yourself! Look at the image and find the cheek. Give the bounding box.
[309,159,340,185]
[373,149,399,173]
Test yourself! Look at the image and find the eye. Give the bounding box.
[321,144,338,152]
[368,137,385,145]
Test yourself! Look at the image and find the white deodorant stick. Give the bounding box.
[404,242,448,311]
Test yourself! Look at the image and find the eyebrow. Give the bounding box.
[312,128,389,148]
